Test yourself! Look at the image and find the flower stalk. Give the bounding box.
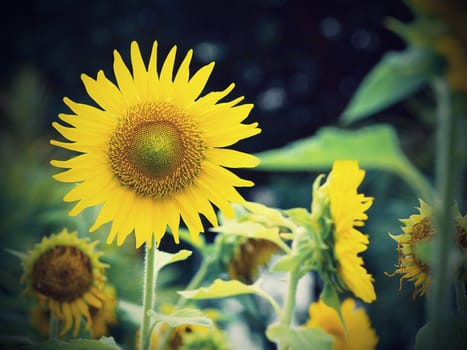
[278,269,300,350]
[428,78,459,349]
[140,242,159,350]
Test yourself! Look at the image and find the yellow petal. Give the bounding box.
[60,303,73,336]
[204,148,260,168]
[147,40,160,100]
[130,41,148,99]
[81,72,125,115]
[159,45,177,101]
[113,49,139,104]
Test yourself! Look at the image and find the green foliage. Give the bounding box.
[178,279,263,299]
[340,48,443,123]
[266,324,333,350]
[148,308,213,328]
[415,311,467,350]
[154,249,192,271]
[28,337,121,350]
[256,124,432,199]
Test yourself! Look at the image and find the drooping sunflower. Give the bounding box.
[29,283,117,339]
[305,298,378,350]
[20,228,109,336]
[51,40,261,248]
[316,160,376,303]
[227,237,279,283]
[388,199,434,298]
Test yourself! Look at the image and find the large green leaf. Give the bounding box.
[148,308,213,328]
[266,324,333,350]
[340,47,442,123]
[256,124,432,199]
[178,279,263,299]
[178,279,282,316]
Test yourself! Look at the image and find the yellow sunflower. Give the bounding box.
[388,199,434,298]
[21,228,109,336]
[29,283,117,339]
[305,298,378,350]
[51,40,261,248]
[317,160,376,303]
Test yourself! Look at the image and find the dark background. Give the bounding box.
[1,1,428,349]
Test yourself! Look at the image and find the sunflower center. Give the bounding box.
[108,103,205,198]
[410,218,434,268]
[129,123,182,177]
[31,245,93,302]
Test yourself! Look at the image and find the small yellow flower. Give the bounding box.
[305,298,378,350]
[388,199,433,298]
[21,228,109,336]
[317,160,376,303]
[51,40,261,248]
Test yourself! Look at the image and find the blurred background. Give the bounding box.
[1,0,435,349]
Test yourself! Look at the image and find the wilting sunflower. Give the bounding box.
[388,199,434,298]
[316,160,376,303]
[305,298,378,350]
[51,40,261,248]
[20,228,109,336]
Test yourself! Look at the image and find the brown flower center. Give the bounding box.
[32,245,93,302]
[108,103,205,198]
[410,217,434,269]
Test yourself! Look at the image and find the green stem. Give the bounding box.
[49,313,60,339]
[427,78,458,349]
[140,242,158,350]
[278,270,300,350]
[455,276,466,311]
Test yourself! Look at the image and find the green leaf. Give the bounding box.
[148,308,213,328]
[29,337,121,350]
[266,324,333,350]
[212,221,290,253]
[154,249,192,271]
[178,278,282,316]
[256,124,432,200]
[178,279,263,299]
[341,47,443,123]
[271,254,303,273]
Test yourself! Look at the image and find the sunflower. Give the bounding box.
[29,283,117,338]
[387,199,435,298]
[228,238,279,283]
[316,160,376,303]
[51,40,261,248]
[20,228,109,336]
[305,298,378,350]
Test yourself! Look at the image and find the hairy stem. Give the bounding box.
[278,269,300,350]
[140,243,158,350]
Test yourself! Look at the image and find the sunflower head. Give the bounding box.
[51,40,261,249]
[29,283,117,339]
[311,160,376,303]
[387,199,433,298]
[305,298,378,350]
[227,237,278,283]
[20,228,109,336]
